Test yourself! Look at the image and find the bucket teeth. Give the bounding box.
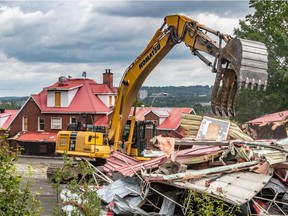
[211,37,268,116]
[211,68,237,117]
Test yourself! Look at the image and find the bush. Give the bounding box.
[0,141,42,216]
[50,156,102,216]
[184,190,239,216]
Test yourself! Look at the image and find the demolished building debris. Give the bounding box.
[60,114,288,215]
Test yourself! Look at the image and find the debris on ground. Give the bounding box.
[60,114,288,215]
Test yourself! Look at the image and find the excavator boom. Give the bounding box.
[107,14,268,148]
[53,14,268,164]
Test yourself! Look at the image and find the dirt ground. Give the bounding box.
[15,157,64,216]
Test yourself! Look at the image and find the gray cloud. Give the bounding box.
[95,1,251,18]
[0,1,253,96]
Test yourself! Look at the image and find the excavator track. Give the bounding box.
[47,164,62,183]
[47,163,81,183]
[211,38,268,116]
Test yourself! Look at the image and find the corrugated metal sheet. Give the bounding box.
[142,161,259,181]
[12,131,57,142]
[96,177,141,204]
[248,110,288,124]
[254,149,287,165]
[104,146,222,177]
[170,172,272,206]
[181,113,253,141]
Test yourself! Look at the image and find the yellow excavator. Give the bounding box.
[54,14,268,162]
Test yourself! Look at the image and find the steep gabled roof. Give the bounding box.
[0,110,19,129]
[129,107,172,121]
[157,107,194,130]
[148,109,170,118]
[32,78,110,113]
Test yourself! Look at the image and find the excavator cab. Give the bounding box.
[123,119,157,157]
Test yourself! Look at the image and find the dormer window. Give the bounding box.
[55,92,61,107]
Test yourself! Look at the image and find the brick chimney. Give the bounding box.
[103,69,113,88]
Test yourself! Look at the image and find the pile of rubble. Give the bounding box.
[61,115,288,215]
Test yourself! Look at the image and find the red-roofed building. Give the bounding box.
[98,106,195,142]
[140,107,195,140]
[0,109,18,129]
[246,110,288,140]
[0,109,19,138]
[8,69,117,156]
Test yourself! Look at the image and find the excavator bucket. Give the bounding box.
[211,38,268,116]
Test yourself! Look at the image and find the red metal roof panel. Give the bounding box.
[158,108,194,130]
[1,110,19,129]
[32,78,110,113]
[15,131,57,142]
[91,84,117,94]
[103,146,221,177]
[248,110,288,124]
[94,115,109,126]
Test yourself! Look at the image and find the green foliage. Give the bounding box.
[0,141,42,216]
[50,156,101,216]
[184,190,239,216]
[233,0,288,123]
[0,97,28,110]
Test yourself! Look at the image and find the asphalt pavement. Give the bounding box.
[15,156,64,216]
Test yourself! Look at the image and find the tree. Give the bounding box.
[233,0,288,123]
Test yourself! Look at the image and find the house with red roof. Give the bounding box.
[0,109,19,139]
[8,69,117,155]
[246,110,288,139]
[96,106,195,143]
[7,67,196,156]
[138,107,195,142]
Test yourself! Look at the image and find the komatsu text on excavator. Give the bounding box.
[55,14,268,162]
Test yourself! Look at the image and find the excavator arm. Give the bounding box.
[108,14,268,149]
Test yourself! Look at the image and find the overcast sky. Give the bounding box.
[0,0,254,97]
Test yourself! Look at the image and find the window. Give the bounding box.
[38,116,45,131]
[51,117,62,129]
[109,96,113,107]
[146,120,158,128]
[70,117,77,124]
[55,92,61,107]
[22,116,28,131]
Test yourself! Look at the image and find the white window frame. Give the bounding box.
[51,117,62,129]
[38,116,45,131]
[70,116,77,124]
